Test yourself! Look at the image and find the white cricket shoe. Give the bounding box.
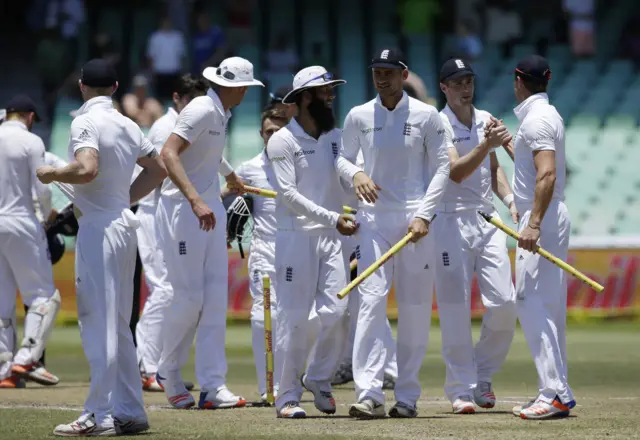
[198,386,247,409]
[53,413,116,437]
[512,399,535,417]
[301,375,336,414]
[114,417,150,435]
[13,362,59,386]
[388,401,417,418]
[519,396,572,420]
[277,401,307,418]
[453,395,476,414]
[473,381,496,409]
[349,398,386,419]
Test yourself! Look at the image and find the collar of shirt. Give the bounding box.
[442,104,483,131]
[374,91,409,112]
[1,120,27,131]
[207,88,232,121]
[513,93,549,122]
[289,117,330,142]
[167,107,178,119]
[75,96,114,117]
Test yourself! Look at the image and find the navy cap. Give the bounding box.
[80,59,117,88]
[269,85,293,103]
[440,58,475,82]
[515,55,551,83]
[5,94,41,122]
[369,48,408,70]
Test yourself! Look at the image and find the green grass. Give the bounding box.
[1,322,639,439]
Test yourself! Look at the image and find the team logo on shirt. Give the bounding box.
[294,150,315,157]
[78,129,92,141]
[253,269,260,284]
[331,142,338,158]
[355,245,361,260]
[285,266,293,282]
[452,136,471,143]
[403,123,412,136]
[361,127,382,134]
[442,252,450,266]
[179,241,187,255]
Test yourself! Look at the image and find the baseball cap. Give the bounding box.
[439,58,475,82]
[203,57,265,88]
[369,48,408,70]
[269,85,293,104]
[5,94,41,122]
[81,59,118,88]
[282,66,346,104]
[515,55,552,83]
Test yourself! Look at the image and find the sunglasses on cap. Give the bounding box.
[269,93,284,103]
[300,72,334,88]
[216,67,236,81]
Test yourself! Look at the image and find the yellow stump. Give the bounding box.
[263,275,275,405]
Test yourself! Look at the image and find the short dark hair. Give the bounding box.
[261,108,288,129]
[175,74,208,98]
[515,73,548,95]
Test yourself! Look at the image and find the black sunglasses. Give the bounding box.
[217,68,236,81]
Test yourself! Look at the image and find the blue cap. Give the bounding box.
[515,55,551,83]
[81,59,117,88]
[5,94,41,122]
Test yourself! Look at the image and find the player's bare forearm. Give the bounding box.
[52,161,97,184]
[449,140,491,183]
[161,138,201,204]
[529,151,556,228]
[503,141,515,161]
[491,152,512,201]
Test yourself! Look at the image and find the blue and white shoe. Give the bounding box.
[277,401,307,418]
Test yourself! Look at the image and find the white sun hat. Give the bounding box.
[282,66,346,104]
[203,57,265,88]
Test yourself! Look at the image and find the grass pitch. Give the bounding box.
[1,322,639,439]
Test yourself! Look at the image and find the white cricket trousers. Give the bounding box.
[516,201,574,405]
[134,203,172,376]
[247,237,277,396]
[75,210,146,427]
[156,194,229,394]
[0,215,57,378]
[433,209,516,402]
[274,228,348,410]
[353,210,435,407]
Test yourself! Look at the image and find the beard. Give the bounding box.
[307,94,336,134]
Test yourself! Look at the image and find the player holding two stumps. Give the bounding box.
[491,55,575,420]
[336,48,450,419]
[435,58,517,414]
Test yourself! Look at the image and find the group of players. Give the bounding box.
[0,45,574,436]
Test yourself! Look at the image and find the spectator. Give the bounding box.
[146,16,186,99]
[403,71,436,106]
[454,20,483,60]
[265,33,299,83]
[35,25,73,123]
[45,0,86,63]
[563,0,595,58]
[398,0,441,34]
[485,0,523,58]
[191,11,226,75]
[305,42,331,70]
[227,0,254,47]
[89,32,124,97]
[121,75,165,129]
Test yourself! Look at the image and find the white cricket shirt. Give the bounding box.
[146,30,185,74]
[38,152,69,219]
[0,120,46,217]
[161,89,233,201]
[133,107,177,207]
[336,92,451,221]
[268,118,346,231]
[235,150,277,240]
[512,93,566,211]
[68,97,157,215]
[438,105,494,213]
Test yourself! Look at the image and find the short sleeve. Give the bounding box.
[69,115,100,154]
[439,113,455,150]
[139,136,158,158]
[523,117,556,152]
[172,100,210,144]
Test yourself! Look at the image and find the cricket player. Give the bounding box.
[435,58,517,414]
[134,74,207,392]
[221,108,289,402]
[269,66,358,418]
[500,55,575,419]
[155,57,262,410]
[336,48,451,419]
[37,59,166,436]
[0,95,61,390]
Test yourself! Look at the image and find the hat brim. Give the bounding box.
[369,62,407,69]
[203,67,265,88]
[440,70,475,83]
[281,80,347,104]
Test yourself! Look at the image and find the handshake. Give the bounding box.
[483,116,513,150]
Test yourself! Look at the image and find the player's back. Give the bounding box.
[70,98,146,215]
[0,120,44,217]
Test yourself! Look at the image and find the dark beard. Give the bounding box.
[307,94,335,134]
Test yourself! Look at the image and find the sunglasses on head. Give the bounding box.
[300,72,334,87]
[217,67,236,81]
